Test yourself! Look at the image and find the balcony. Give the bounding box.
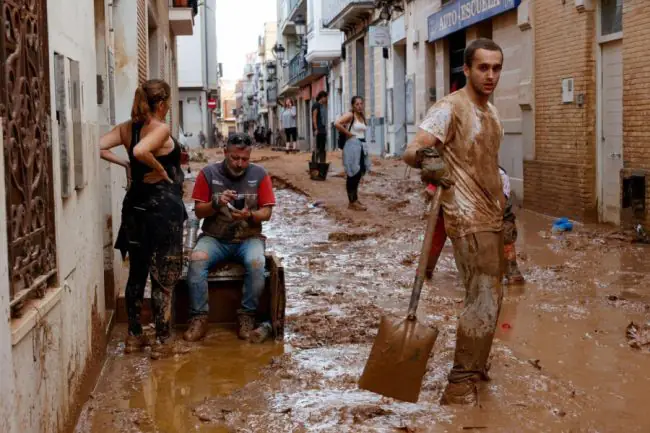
[244,64,254,77]
[286,52,328,88]
[267,83,278,106]
[323,0,375,31]
[169,0,197,36]
[280,0,307,36]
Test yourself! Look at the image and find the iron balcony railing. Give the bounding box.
[267,83,278,104]
[287,52,307,85]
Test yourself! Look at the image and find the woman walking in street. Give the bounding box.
[281,97,297,152]
[335,96,371,211]
[99,79,187,359]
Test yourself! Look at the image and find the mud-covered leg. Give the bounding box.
[441,232,505,406]
[124,248,150,353]
[503,218,524,285]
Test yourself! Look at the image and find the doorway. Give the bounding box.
[448,30,466,94]
[599,40,623,224]
[597,0,623,224]
[392,43,407,155]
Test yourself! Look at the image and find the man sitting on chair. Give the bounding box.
[184,133,276,342]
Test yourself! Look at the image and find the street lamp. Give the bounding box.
[272,43,286,61]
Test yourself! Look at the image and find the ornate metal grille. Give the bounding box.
[1,0,57,313]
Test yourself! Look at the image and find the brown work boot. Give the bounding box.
[183,316,209,342]
[124,335,146,354]
[150,338,191,360]
[237,313,256,340]
[348,201,367,211]
[249,323,273,344]
[439,381,479,406]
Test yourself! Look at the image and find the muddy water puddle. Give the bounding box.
[77,189,650,432]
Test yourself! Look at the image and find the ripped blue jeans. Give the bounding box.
[187,236,266,317]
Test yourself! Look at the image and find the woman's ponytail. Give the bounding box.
[131,86,150,123]
[130,79,171,123]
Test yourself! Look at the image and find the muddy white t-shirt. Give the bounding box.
[418,91,505,238]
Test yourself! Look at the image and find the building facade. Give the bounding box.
[0,1,195,432]
[524,0,633,227]
[257,22,279,133]
[217,79,238,137]
[177,0,219,148]
[277,0,342,151]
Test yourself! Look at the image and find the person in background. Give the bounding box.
[99,79,187,360]
[281,98,298,152]
[311,91,328,163]
[335,96,371,211]
[183,133,276,343]
[198,130,207,148]
[500,166,524,284]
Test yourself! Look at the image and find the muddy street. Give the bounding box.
[75,151,650,433]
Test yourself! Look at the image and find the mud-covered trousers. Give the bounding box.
[125,245,177,339]
[118,187,185,341]
[448,231,505,383]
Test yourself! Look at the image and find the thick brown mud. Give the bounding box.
[77,152,650,432]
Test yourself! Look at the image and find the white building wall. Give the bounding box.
[180,89,208,147]
[0,126,17,433]
[111,0,139,293]
[177,0,217,145]
[177,10,204,88]
[204,0,219,91]
[0,1,107,432]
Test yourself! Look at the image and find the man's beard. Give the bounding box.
[225,163,246,178]
[470,77,495,97]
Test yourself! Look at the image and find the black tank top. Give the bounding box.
[128,122,181,185]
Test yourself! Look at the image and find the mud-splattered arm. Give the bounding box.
[404,101,452,168]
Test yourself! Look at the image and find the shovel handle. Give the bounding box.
[407,186,444,319]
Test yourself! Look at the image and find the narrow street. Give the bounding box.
[75,150,650,433]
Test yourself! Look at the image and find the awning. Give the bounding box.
[427,0,521,42]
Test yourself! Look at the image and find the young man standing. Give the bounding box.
[311,91,329,164]
[404,38,506,405]
[184,133,276,342]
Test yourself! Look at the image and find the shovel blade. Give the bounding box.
[359,314,439,403]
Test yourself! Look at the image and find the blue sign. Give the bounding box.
[427,0,521,42]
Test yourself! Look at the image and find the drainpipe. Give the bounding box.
[381,48,387,158]
[202,4,212,147]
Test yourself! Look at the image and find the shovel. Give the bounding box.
[358,186,443,403]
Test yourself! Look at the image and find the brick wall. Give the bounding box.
[621,1,650,225]
[524,3,597,221]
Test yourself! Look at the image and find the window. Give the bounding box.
[601,0,623,36]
